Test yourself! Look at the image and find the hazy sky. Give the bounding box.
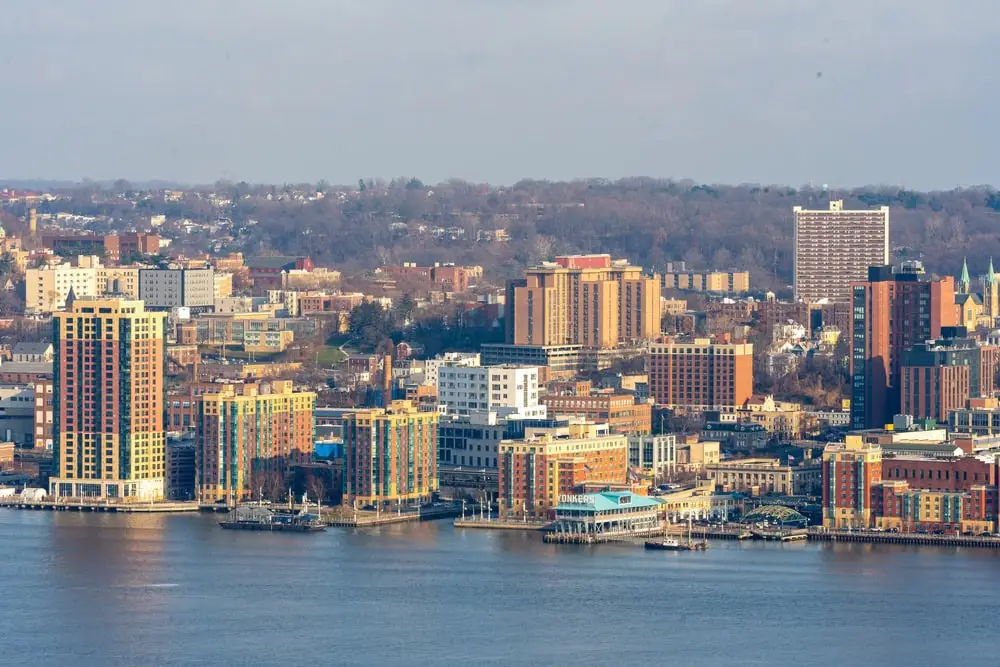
[2,1,998,188]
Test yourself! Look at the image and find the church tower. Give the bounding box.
[959,257,971,294]
[984,258,999,323]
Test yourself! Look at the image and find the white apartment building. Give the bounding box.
[424,352,481,387]
[436,365,546,419]
[793,200,889,303]
[628,434,678,478]
[25,258,100,313]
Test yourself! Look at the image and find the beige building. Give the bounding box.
[656,480,737,521]
[706,458,822,496]
[662,270,749,293]
[793,200,889,303]
[737,394,805,440]
[25,258,101,313]
[96,266,141,298]
[284,267,341,289]
[676,437,721,471]
[510,254,660,349]
[214,272,234,299]
[661,298,688,316]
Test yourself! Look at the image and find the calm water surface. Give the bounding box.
[2,510,998,667]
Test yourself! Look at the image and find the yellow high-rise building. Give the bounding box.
[343,401,439,507]
[509,254,660,348]
[49,297,167,500]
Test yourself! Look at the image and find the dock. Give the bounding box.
[454,518,548,531]
[323,503,463,528]
[542,526,665,544]
[0,498,200,513]
[809,529,1000,549]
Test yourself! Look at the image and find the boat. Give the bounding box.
[219,492,328,532]
[645,518,708,551]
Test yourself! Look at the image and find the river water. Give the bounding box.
[2,510,997,667]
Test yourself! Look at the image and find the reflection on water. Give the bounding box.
[2,510,1000,667]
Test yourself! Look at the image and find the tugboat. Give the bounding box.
[645,518,708,551]
[220,492,328,533]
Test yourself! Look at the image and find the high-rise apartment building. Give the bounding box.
[794,200,889,303]
[343,401,439,508]
[49,298,167,500]
[850,263,956,430]
[498,422,627,520]
[648,337,754,412]
[195,380,316,502]
[822,435,883,530]
[508,254,660,348]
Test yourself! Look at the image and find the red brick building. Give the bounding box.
[850,264,956,429]
[541,392,651,435]
[648,336,753,413]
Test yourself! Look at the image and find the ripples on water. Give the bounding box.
[2,511,998,667]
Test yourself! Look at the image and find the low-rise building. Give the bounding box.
[737,394,805,440]
[628,434,678,478]
[542,392,651,435]
[701,421,768,451]
[549,491,663,538]
[498,423,627,520]
[706,458,822,496]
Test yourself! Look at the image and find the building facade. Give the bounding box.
[498,423,628,520]
[542,392,651,435]
[628,434,678,478]
[436,365,545,418]
[509,254,660,348]
[822,436,883,529]
[49,298,167,500]
[139,267,216,309]
[343,401,439,508]
[850,263,956,429]
[648,337,753,412]
[793,200,889,303]
[662,270,749,293]
[195,380,316,502]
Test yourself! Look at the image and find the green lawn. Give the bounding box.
[316,346,347,366]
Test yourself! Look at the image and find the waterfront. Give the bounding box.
[2,511,999,667]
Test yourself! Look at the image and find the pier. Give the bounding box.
[0,498,200,513]
[454,517,547,530]
[808,529,1000,549]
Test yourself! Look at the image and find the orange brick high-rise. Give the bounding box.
[49,297,167,500]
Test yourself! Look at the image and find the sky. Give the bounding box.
[1,0,998,189]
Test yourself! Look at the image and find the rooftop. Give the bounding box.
[555,491,662,513]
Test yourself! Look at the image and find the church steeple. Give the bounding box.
[960,257,971,293]
[988,257,996,285]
